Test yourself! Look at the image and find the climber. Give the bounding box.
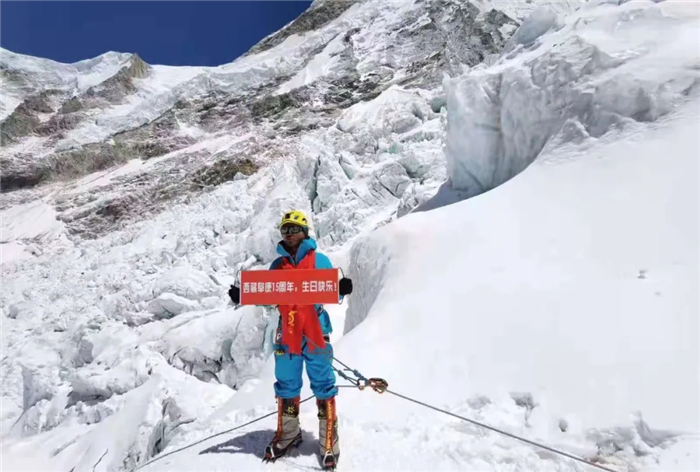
[228,210,353,469]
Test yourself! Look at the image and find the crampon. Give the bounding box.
[262,433,302,463]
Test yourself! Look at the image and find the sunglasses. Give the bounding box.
[281,225,304,235]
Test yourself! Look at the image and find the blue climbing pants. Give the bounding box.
[273,334,338,400]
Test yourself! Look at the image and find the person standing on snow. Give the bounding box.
[228,210,353,469]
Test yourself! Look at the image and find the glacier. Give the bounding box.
[1,0,699,471]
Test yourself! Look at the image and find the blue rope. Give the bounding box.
[333,367,359,385]
[332,365,366,387]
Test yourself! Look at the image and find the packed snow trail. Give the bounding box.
[380,390,620,472]
[141,359,621,472]
[136,394,318,471]
[143,387,621,472]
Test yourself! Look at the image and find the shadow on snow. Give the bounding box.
[199,428,319,460]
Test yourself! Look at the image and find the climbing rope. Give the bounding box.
[137,342,620,472]
[137,386,367,470]
[332,363,389,393]
[304,333,622,472]
[383,389,620,472]
[135,396,317,470]
[329,358,620,472]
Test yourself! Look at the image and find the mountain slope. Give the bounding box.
[2,1,698,472]
[0,0,517,238]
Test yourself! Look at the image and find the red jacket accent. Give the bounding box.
[275,249,327,355]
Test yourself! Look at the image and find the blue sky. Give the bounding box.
[1,1,312,66]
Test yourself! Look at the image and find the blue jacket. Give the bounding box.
[269,237,339,335]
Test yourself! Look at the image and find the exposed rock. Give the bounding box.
[82,67,137,107]
[36,112,82,136]
[250,93,301,120]
[190,158,258,188]
[48,141,154,179]
[60,96,83,114]
[126,54,150,79]
[0,159,48,191]
[0,66,29,85]
[247,0,358,55]
[0,90,64,143]
[0,103,40,144]
[2,113,193,192]
[23,90,59,113]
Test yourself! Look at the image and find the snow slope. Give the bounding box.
[345,103,699,434]
[0,48,132,120]
[0,199,67,265]
[140,79,699,472]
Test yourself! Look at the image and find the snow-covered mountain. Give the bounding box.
[1,0,698,471]
[0,0,521,240]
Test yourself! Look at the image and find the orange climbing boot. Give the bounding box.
[317,396,340,469]
[263,397,302,462]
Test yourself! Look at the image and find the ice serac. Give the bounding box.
[442,0,700,201]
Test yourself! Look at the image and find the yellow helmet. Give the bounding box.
[279,210,310,229]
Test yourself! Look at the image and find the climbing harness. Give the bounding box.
[137,348,621,472]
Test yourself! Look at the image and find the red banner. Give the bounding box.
[239,268,340,305]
